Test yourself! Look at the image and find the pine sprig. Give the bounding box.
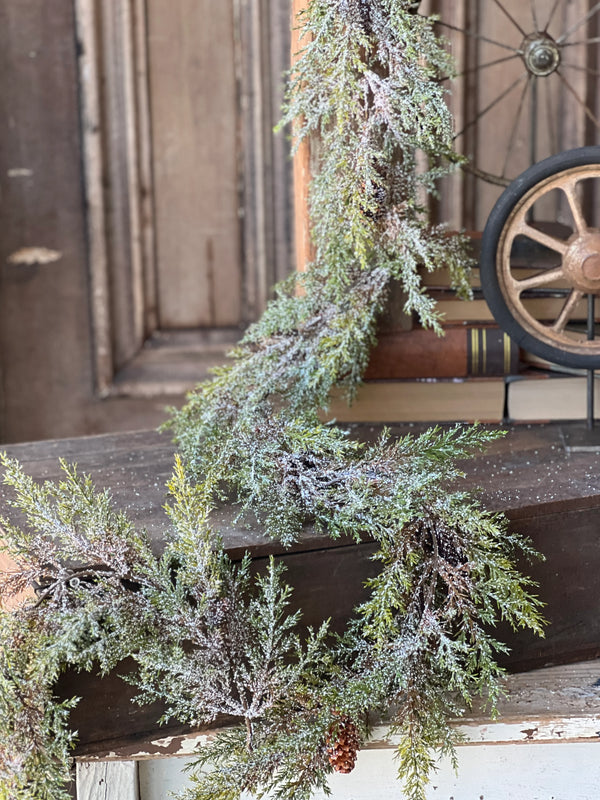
[0,3,547,800]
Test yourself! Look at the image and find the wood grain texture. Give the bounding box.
[147,0,241,328]
[291,0,314,273]
[81,658,600,761]
[0,0,94,442]
[76,761,138,800]
[133,742,600,800]
[236,0,294,321]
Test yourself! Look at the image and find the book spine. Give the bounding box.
[467,326,518,376]
[365,325,519,380]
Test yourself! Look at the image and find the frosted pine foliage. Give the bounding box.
[0,4,546,800]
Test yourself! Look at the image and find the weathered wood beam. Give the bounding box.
[77,658,600,761]
[2,423,600,755]
[291,0,314,272]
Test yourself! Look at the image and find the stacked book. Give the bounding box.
[326,252,597,424]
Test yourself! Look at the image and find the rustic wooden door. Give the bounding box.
[0,0,292,443]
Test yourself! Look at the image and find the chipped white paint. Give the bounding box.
[7,247,62,265]
[82,714,600,763]
[135,741,600,800]
[77,661,600,797]
[7,167,34,177]
[371,715,600,747]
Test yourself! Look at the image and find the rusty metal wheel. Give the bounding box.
[434,1,600,188]
[480,146,600,368]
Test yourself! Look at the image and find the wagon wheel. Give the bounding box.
[433,1,600,187]
[480,147,600,369]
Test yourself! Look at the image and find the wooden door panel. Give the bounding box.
[147,0,242,328]
[0,0,291,443]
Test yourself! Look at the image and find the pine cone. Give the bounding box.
[325,715,360,774]
[339,0,372,33]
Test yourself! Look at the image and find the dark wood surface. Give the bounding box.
[2,422,600,754]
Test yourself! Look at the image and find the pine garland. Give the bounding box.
[0,3,546,800]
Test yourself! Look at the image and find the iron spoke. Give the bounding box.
[560,61,600,79]
[501,76,532,180]
[491,0,527,37]
[514,267,566,293]
[551,290,585,332]
[543,0,563,34]
[454,73,529,139]
[562,37,600,48]
[557,1,600,43]
[529,0,539,31]
[556,70,600,130]
[562,182,588,234]
[545,74,558,157]
[435,20,518,53]
[515,222,570,255]
[440,53,520,82]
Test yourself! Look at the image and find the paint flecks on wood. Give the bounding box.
[7,247,62,265]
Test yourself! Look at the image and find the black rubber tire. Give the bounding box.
[480,146,600,370]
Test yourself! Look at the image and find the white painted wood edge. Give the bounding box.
[76,761,139,799]
[371,715,600,747]
[78,714,600,763]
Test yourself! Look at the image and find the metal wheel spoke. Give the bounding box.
[454,73,529,139]
[515,222,570,255]
[562,37,600,48]
[560,62,600,79]
[442,53,520,82]
[435,20,518,54]
[557,2,600,43]
[461,163,511,188]
[556,70,600,130]
[543,0,563,34]
[545,76,558,157]
[513,267,566,292]
[529,0,539,31]
[501,77,532,180]
[551,290,585,332]
[491,0,527,37]
[562,182,588,233]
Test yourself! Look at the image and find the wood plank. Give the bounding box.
[0,0,188,442]
[147,0,241,327]
[79,658,600,761]
[291,0,313,273]
[235,0,294,320]
[133,741,600,800]
[0,0,94,442]
[76,761,138,800]
[3,423,600,752]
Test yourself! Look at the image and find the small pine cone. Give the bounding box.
[325,715,360,774]
[339,0,372,33]
[361,184,387,221]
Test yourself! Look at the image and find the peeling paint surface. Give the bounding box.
[7,167,34,177]
[7,247,62,265]
[134,742,600,800]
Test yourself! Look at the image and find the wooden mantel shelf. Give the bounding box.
[77,658,600,761]
[2,422,600,757]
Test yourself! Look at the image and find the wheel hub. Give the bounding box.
[521,33,561,77]
[564,231,600,293]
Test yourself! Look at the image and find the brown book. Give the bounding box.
[366,325,519,379]
[324,378,506,423]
